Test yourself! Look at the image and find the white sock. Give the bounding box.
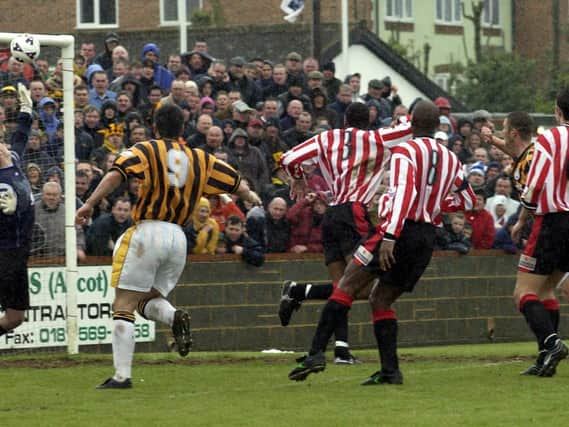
[142,297,176,327]
[305,284,312,298]
[112,319,135,381]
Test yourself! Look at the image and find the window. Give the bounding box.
[385,0,413,21]
[483,0,500,26]
[160,0,203,25]
[434,72,451,92]
[77,0,118,28]
[435,0,462,25]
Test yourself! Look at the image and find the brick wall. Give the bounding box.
[0,0,370,33]
[129,253,565,354]
[514,0,569,65]
[211,0,371,26]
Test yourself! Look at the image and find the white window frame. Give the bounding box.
[160,0,203,26]
[76,0,119,29]
[434,72,451,92]
[385,0,414,22]
[482,0,500,27]
[435,0,462,26]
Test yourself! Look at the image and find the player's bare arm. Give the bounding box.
[76,170,123,225]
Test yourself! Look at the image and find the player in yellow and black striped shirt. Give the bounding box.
[76,104,260,389]
[112,136,241,227]
[481,111,534,192]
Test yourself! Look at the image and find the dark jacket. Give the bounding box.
[246,206,291,253]
[262,82,289,100]
[323,77,342,101]
[282,128,314,149]
[327,100,351,128]
[228,73,262,107]
[223,233,265,266]
[227,129,269,191]
[87,213,133,256]
[434,227,471,255]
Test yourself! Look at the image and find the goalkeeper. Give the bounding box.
[0,83,34,336]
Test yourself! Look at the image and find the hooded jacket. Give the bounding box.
[184,197,220,255]
[227,129,269,191]
[141,43,174,92]
[38,97,60,139]
[94,32,119,71]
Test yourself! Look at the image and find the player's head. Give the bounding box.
[504,111,533,145]
[411,100,440,137]
[154,104,184,139]
[556,87,569,122]
[344,102,369,129]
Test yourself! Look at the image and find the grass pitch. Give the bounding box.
[1,342,569,427]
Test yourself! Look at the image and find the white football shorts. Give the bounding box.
[111,220,187,296]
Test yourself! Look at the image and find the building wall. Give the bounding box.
[0,0,370,33]
[514,0,569,66]
[332,44,430,102]
[371,0,512,83]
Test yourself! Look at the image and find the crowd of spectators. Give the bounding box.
[0,32,532,262]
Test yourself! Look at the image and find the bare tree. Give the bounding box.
[462,0,486,63]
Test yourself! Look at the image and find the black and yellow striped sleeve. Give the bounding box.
[203,158,241,195]
[111,145,148,182]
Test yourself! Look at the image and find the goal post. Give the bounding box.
[0,33,78,354]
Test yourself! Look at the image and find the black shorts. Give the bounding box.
[322,202,375,265]
[518,212,569,275]
[354,221,435,292]
[0,246,30,311]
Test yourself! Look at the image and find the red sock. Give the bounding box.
[542,298,560,311]
[329,288,354,308]
[372,308,397,323]
[518,293,539,312]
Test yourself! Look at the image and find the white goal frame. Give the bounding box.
[0,33,78,354]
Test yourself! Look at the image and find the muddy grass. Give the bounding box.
[0,352,535,369]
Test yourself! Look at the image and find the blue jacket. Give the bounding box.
[141,43,174,92]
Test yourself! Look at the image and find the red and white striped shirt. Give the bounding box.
[521,125,569,214]
[280,123,412,205]
[377,137,476,239]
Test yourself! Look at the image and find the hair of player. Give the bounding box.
[411,100,440,137]
[345,103,369,129]
[154,104,184,139]
[556,88,569,120]
[507,111,533,140]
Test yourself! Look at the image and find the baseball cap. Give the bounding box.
[230,56,246,66]
[1,86,16,96]
[434,131,449,141]
[368,79,384,89]
[439,115,451,126]
[286,52,302,62]
[247,117,263,128]
[434,97,451,109]
[263,117,280,129]
[472,109,491,121]
[232,100,254,114]
[308,71,324,80]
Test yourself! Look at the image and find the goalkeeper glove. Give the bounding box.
[0,191,17,215]
[17,83,33,116]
